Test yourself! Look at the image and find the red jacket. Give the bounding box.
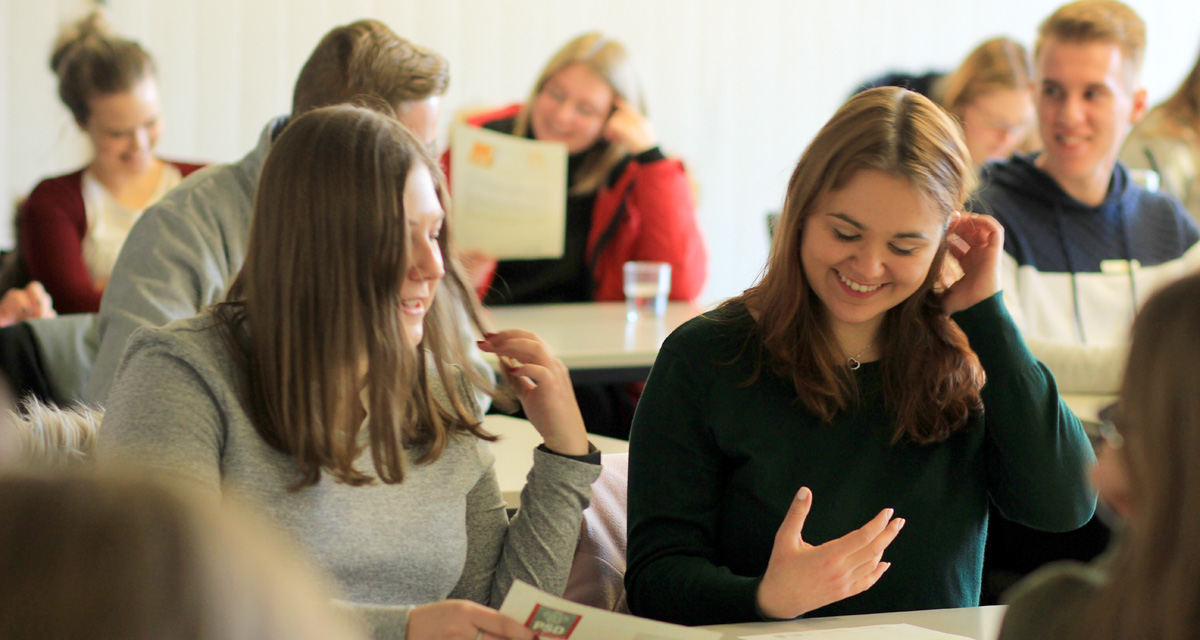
[19,160,206,313]
[445,105,707,302]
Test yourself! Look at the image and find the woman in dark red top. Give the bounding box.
[18,12,203,314]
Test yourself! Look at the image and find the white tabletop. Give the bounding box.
[484,414,629,507]
[701,605,1007,640]
[482,301,700,371]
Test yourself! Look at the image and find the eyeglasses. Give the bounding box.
[1096,403,1125,450]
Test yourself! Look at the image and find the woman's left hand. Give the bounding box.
[940,212,1004,315]
[477,330,590,456]
[603,97,657,154]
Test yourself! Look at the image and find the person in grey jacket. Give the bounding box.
[84,19,458,404]
[99,105,601,640]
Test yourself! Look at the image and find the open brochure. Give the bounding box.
[450,124,568,260]
[738,624,973,639]
[498,580,724,640]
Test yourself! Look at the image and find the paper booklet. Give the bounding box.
[450,124,568,260]
[738,624,973,639]
[498,580,724,640]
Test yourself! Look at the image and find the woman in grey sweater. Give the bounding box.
[98,105,601,640]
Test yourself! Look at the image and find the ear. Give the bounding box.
[1130,87,1149,125]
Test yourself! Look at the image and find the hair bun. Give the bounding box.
[50,10,111,75]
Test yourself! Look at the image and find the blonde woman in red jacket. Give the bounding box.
[447,32,707,307]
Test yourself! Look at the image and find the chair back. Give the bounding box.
[563,452,630,613]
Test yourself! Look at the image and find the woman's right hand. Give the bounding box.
[477,330,590,456]
[407,600,535,640]
[0,281,56,328]
[756,487,905,619]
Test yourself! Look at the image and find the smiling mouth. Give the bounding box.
[836,270,883,293]
[401,299,426,315]
[1055,133,1088,147]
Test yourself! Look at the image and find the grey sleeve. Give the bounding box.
[95,330,225,497]
[333,601,415,640]
[450,445,600,607]
[86,201,234,404]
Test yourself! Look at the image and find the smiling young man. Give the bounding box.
[975,0,1200,394]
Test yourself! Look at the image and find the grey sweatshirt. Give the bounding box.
[97,313,600,640]
[85,117,493,408]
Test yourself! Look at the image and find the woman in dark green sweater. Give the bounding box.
[625,87,1096,625]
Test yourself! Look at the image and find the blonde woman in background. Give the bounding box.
[935,37,1038,166]
[450,32,706,307]
[18,11,204,314]
[446,32,708,438]
[1120,40,1200,220]
[856,36,1037,167]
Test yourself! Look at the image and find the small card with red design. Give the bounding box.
[499,580,722,640]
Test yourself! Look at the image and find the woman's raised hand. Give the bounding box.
[603,97,657,154]
[940,212,1005,315]
[407,600,535,640]
[756,487,904,620]
[477,330,589,456]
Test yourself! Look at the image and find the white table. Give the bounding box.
[1061,394,1116,442]
[482,301,700,383]
[485,414,629,507]
[701,605,1007,640]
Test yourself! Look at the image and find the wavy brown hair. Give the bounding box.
[291,19,449,118]
[1081,272,1200,640]
[50,10,154,126]
[725,87,984,445]
[513,32,645,195]
[215,105,498,488]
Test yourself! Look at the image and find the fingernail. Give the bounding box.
[796,487,810,501]
[476,340,487,346]
[881,562,892,571]
[884,508,894,519]
[483,332,497,338]
[895,518,906,529]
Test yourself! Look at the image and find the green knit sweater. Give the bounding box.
[626,294,1096,625]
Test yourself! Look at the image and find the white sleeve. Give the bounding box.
[998,252,1126,394]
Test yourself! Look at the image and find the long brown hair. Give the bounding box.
[727,87,984,444]
[1082,272,1200,640]
[50,10,154,126]
[513,32,644,195]
[216,105,496,488]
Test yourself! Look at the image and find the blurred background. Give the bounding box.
[3,0,1196,304]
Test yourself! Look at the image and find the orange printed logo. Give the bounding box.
[469,142,495,167]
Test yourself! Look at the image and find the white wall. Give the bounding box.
[2,0,1197,304]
